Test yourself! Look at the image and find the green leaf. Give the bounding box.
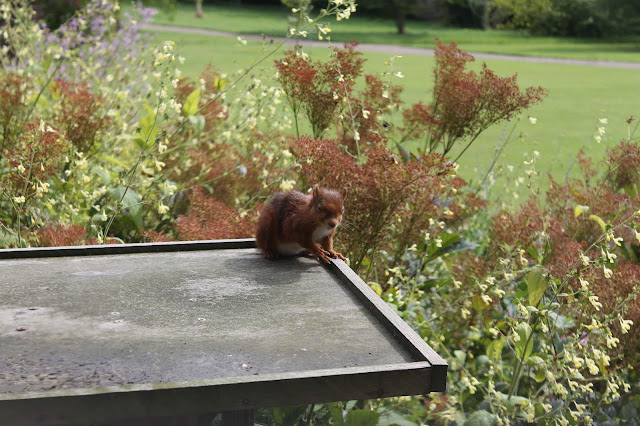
[344,409,380,426]
[377,410,417,426]
[214,75,227,91]
[486,338,505,363]
[105,155,130,169]
[135,103,158,149]
[369,282,383,297]
[527,355,547,383]
[182,88,201,117]
[272,405,307,425]
[451,350,467,371]
[495,392,530,410]
[525,266,548,306]
[464,410,497,426]
[328,402,344,426]
[109,187,143,230]
[515,323,533,360]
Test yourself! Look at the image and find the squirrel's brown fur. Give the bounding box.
[255,186,346,263]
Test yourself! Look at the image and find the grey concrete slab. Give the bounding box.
[1,248,411,394]
[0,240,447,424]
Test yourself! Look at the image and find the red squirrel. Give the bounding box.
[255,186,347,263]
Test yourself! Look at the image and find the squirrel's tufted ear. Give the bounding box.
[312,185,321,199]
[340,187,348,200]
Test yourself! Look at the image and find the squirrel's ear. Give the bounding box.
[340,187,348,200]
[312,185,320,199]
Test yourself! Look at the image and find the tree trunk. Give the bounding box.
[195,0,203,18]
[395,9,406,34]
[481,0,490,29]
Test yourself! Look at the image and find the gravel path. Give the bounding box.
[143,23,640,70]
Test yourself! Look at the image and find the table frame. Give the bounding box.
[0,239,447,425]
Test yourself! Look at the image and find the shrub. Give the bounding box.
[491,0,640,37]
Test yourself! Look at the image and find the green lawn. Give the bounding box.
[155,28,640,197]
[136,2,640,63]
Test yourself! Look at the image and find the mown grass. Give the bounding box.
[154,28,640,196]
[136,2,640,63]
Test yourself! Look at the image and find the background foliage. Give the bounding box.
[1,0,639,424]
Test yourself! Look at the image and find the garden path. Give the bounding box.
[142,23,640,70]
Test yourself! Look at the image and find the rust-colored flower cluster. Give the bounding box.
[418,40,547,158]
[176,186,253,241]
[294,136,482,277]
[55,79,110,155]
[275,42,364,139]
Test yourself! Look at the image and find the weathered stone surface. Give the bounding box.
[0,249,412,395]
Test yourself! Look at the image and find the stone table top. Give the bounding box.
[0,240,447,424]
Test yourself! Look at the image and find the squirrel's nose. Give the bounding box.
[328,220,338,229]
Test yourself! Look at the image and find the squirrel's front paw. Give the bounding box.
[315,248,331,264]
[328,250,346,261]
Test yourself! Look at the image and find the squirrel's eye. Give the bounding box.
[317,205,323,212]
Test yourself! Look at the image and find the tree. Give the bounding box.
[355,0,423,35]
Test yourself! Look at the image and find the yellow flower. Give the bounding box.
[12,196,25,204]
[158,204,170,215]
[279,179,296,191]
[578,276,589,291]
[529,116,537,124]
[603,265,613,279]
[620,318,633,334]
[589,295,603,311]
[579,252,590,266]
[606,334,620,348]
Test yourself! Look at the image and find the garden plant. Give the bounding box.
[0,0,638,424]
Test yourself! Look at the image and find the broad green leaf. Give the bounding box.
[105,156,130,169]
[214,75,227,91]
[135,103,158,149]
[451,350,467,370]
[464,410,497,426]
[548,311,574,329]
[109,187,143,230]
[495,392,530,410]
[272,405,307,425]
[328,402,345,426]
[377,410,417,426]
[527,355,547,383]
[369,282,383,297]
[589,214,607,232]
[525,266,548,306]
[182,88,201,117]
[472,295,490,312]
[344,409,381,426]
[486,338,505,363]
[515,323,533,360]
